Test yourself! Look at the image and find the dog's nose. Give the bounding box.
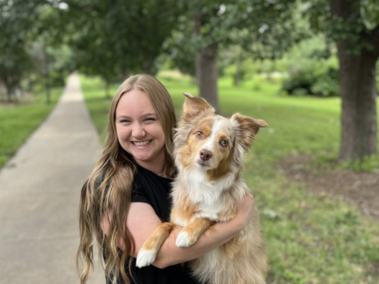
[200,149,213,161]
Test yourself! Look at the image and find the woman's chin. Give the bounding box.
[133,155,151,163]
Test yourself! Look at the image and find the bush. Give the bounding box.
[311,67,340,97]
[280,35,341,97]
[282,63,340,97]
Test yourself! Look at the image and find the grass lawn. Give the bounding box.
[0,87,63,169]
[81,73,379,284]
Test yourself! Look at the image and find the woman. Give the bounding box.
[77,74,255,284]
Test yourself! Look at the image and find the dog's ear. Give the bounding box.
[231,113,268,150]
[182,93,215,123]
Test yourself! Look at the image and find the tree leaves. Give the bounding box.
[305,0,379,55]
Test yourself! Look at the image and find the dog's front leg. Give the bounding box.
[176,218,214,248]
[136,222,176,267]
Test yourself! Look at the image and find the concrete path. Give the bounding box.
[0,73,105,284]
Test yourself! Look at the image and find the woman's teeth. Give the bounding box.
[133,140,151,146]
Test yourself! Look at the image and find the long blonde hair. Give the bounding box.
[77,74,177,283]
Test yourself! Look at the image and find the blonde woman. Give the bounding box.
[77,74,255,284]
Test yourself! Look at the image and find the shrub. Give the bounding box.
[282,60,340,97]
[280,36,341,97]
[311,67,340,97]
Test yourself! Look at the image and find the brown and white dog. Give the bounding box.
[136,93,268,284]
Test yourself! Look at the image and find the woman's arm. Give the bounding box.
[102,192,255,269]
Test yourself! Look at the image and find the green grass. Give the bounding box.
[0,87,63,169]
[81,73,379,284]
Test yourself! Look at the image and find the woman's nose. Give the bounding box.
[132,123,145,138]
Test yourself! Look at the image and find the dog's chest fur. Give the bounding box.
[170,167,241,227]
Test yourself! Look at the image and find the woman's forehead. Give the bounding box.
[116,89,156,116]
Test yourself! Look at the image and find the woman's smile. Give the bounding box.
[131,140,152,147]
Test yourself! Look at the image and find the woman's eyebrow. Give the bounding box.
[117,115,131,119]
[116,113,156,119]
[142,113,157,117]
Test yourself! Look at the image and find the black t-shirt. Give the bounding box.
[106,165,200,284]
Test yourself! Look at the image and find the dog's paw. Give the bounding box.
[136,249,157,268]
[176,231,193,247]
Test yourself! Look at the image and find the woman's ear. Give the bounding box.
[181,93,215,123]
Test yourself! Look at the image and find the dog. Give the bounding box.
[136,93,268,284]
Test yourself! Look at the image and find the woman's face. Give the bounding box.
[115,88,166,168]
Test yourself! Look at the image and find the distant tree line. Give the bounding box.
[0,0,378,162]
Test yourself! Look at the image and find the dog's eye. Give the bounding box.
[220,140,228,147]
[197,131,203,138]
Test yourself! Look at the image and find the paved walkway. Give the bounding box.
[0,73,105,284]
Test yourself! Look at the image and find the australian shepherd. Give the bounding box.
[136,93,268,284]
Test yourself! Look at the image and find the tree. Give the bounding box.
[0,0,74,102]
[192,6,221,113]
[166,0,302,113]
[160,16,198,79]
[54,0,185,80]
[308,0,379,161]
[2,0,186,99]
[0,41,34,100]
[0,1,37,100]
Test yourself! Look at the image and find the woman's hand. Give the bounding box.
[233,192,255,231]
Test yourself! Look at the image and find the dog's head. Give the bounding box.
[174,93,267,178]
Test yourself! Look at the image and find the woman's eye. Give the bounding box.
[120,119,130,123]
[145,117,156,122]
[220,140,228,147]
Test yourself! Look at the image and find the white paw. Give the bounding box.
[136,249,157,268]
[176,231,192,247]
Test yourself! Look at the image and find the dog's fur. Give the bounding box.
[136,93,268,284]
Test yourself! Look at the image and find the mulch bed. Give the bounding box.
[279,154,379,220]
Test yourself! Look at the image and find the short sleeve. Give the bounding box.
[131,185,150,204]
[132,165,173,221]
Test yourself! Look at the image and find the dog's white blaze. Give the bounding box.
[202,119,227,152]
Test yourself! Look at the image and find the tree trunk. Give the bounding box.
[5,82,13,102]
[121,65,129,82]
[142,58,157,75]
[337,45,378,161]
[43,34,51,105]
[5,76,14,101]
[331,0,379,161]
[235,50,241,87]
[195,43,220,113]
[105,79,111,99]
[193,15,220,113]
